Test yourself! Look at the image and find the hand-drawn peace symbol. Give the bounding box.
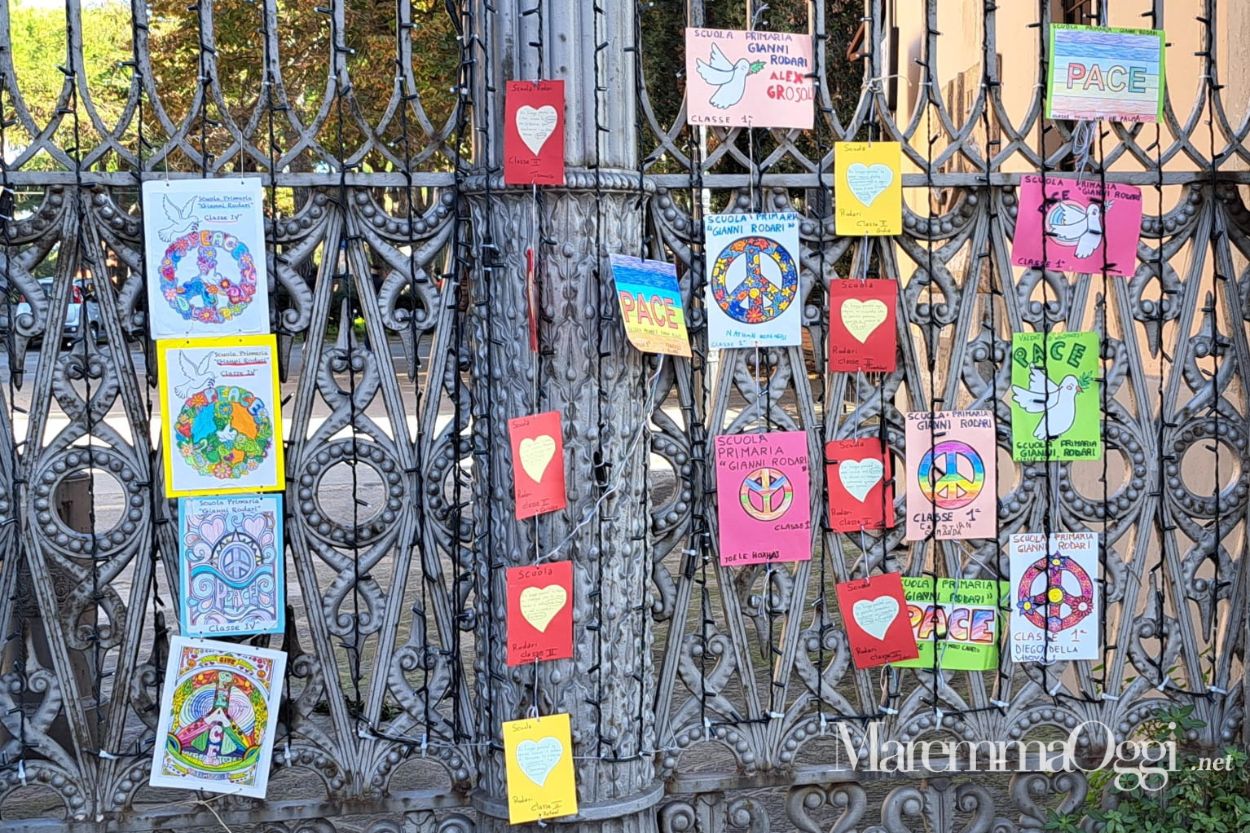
[710,235,799,325]
[739,466,794,521]
[213,531,264,582]
[916,440,986,510]
[1016,553,1095,632]
[160,230,260,325]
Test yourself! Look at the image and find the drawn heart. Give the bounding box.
[198,516,226,544]
[840,299,888,343]
[852,595,899,641]
[519,584,568,632]
[838,458,883,503]
[241,513,270,542]
[518,435,556,483]
[516,736,564,787]
[845,163,894,207]
[516,105,558,156]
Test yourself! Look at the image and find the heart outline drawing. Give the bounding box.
[840,298,888,343]
[519,584,568,633]
[838,458,884,502]
[516,105,558,156]
[845,162,894,207]
[518,435,557,483]
[852,595,899,641]
[515,736,564,787]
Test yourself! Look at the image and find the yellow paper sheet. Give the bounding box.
[502,713,578,824]
[157,335,285,497]
[835,141,903,236]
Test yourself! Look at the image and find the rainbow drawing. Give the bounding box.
[1046,24,1165,124]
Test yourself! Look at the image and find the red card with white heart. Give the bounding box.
[504,81,565,186]
[509,411,568,519]
[825,438,895,532]
[827,279,897,373]
[835,573,918,668]
[506,561,574,665]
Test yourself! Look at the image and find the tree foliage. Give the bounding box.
[145,0,460,171]
[8,0,133,166]
[1045,708,1250,833]
[7,0,864,174]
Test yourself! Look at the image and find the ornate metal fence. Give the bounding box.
[0,0,1245,831]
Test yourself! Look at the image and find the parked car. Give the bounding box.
[11,277,102,344]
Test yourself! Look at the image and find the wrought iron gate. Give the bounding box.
[0,0,1245,831]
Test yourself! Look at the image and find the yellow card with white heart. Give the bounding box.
[503,713,578,824]
[835,142,902,236]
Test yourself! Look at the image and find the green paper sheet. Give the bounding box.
[1010,332,1101,462]
[892,578,1004,671]
[893,577,938,669]
[935,579,1002,671]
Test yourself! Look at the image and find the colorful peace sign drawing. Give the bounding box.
[160,230,261,325]
[164,661,268,777]
[173,385,274,480]
[917,441,986,510]
[710,235,799,324]
[1016,553,1095,632]
[739,466,794,521]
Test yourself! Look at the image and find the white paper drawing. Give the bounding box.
[143,178,270,339]
[149,636,286,798]
[704,213,802,349]
[1009,532,1100,663]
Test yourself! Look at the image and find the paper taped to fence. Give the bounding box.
[506,561,574,666]
[705,213,802,349]
[835,573,918,669]
[1009,532,1100,663]
[502,713,578,824]
[685,27,814,129]
[904,411,997,541]
[610,254,691,357]
[178,494,284,638]
[150,636,286,798]
[158,335,285,497]
[508,411,568,519]
[1011,175,1142,277]
[835,142,902,236]
[827,279,897,373]
[715,431,812,565]
[1009,331,1101,462]
[1046,24,1165,123]
[504,80,565,185]
[144,178,270,340]
[892,577,1003,671]
[824,438,894,532]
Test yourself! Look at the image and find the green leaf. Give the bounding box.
[748,60,765,74]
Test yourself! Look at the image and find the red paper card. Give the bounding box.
[506,561,574,665]
[825,438,895,532]
[504,81,565,186]
[509,411,568,519]
[835,573,919,669]
[827,279,897,373]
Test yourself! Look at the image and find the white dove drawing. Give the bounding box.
[1045,200,1111,260]
[174,350,216,399]
[695,43,763,110]
[158,195,200,243]
[1011,367,1083,441]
